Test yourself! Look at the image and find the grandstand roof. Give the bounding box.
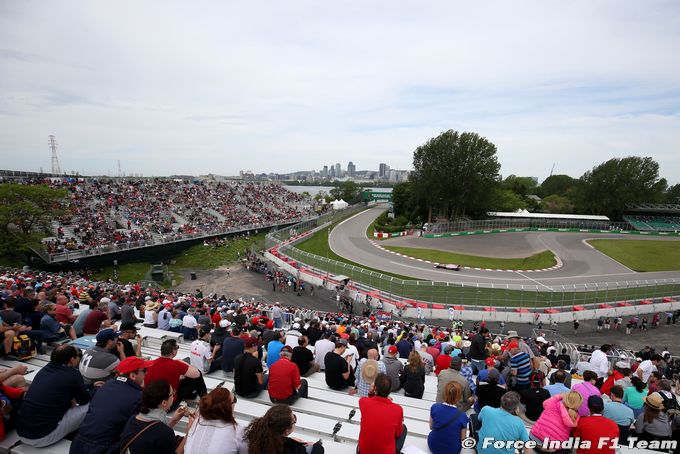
[625,203,680,214]
[487,210,610,221]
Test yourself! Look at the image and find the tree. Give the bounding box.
[538,174,577,198]
[665,184,680,204]
[576,157,667,219]
[391,181,425,223]
[0,183,69,257]
[410,130,501,220]
[491,188,525,212]
[329,181,360,202]
[501,175,538,198]
[541,194,575,214]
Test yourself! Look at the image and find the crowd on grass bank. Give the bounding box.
[35,179,314,254]
[2,268,680,453]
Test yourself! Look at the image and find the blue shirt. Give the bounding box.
[510,352,532,385]
[603,401,635,426]
[428,403,468,454]
[267,340,284,369]
[39,313,62,336]
[477,406,529,454]
[544,382,570,396]
[221,336,245,372]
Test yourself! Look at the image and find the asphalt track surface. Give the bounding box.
[329,207,680,290]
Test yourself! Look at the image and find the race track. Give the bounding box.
[329,207,680,289]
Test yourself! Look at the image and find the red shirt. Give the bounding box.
[82,309,108,335]
[268,357,301,400]
[211,312,222,324]
[145,357,189,403]
[358,396,404,454]
[573,415,619,454]
[53,304,73,324]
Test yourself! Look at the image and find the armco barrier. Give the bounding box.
[423,227,680,239]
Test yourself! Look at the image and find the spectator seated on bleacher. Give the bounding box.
[268,345,308,405]
[119,380,189,454]
[291,335,320,377]
[574,395,620,454]
[82,301,111,336]
[357,373,407,454]
[182,387,248,454]
[399,351,425,399]
[476,368,506,412]
[234,336,267,399]
[428,381,468,454]
[324,338,352,391]
[118,321,143,359]
[190,327,221,375]
[145,339,207,411]
[603,385,635,444]
[40,302,77,341]
[16,345,91,448]
[70,356,153,453]
[267,330,286,370]
[381,345,404,392]
[79,328,123,386]
[245,404,324,454]
[181,309,199,341]
[436,357,473,411]
[353,349,386,398]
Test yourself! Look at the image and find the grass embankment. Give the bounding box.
[289,219,679,307]
[383,246,557,270]
[93,233,267,284]
[588,239,680,272]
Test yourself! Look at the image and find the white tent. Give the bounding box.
[331,199,349,210]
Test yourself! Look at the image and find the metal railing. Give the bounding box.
[426,219,632,234]
[266,211,680,309]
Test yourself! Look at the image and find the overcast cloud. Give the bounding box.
[1,1,679,183]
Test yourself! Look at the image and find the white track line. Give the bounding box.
[515,271,555,291]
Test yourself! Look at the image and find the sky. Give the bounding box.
[1,1,679,184]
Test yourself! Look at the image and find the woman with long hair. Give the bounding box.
[400,351,426,399]
[623,375,648,419]
[529,391,583,454]
[181,387,247,454]
[428,381,468,454]
[120,380,187,454]
[245,405,323,454]
[634,392,672,442]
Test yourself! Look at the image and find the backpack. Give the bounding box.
[11,334,36,360]
[660,391,680,412]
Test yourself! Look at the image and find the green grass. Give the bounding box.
[588,239,680,272]
[286,218,680,307]
[93,262,152,283]
[383,246,557,270]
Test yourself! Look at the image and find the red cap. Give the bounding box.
[266,320,274,329]
[340,333,349,339]
[485,357,496,366]
[388,345,398,355]
[507,341,520,349]
[116,357,154,375]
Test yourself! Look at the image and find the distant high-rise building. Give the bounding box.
[322,165,328,178]
[347,161,356,178]
[329,165,335,178]
[379,163,390,179]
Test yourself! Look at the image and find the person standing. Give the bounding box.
[358,373,407,454]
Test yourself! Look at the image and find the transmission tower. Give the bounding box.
[48,135,62,175]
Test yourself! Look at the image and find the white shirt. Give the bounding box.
[143,309,157,325]
[589,349,610,378]
[344,344,360,370]
[314,338,335,370]
[637,360,657,383]
[184,418,247,454]
[285,330,301,349]
[183,314,198,328]
[190,339,213,373]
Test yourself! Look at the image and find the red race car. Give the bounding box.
[434,263,461,271]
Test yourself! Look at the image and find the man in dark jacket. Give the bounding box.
[17,345,92,447]
[221,327,245,373]
[69,356,153,454]
[468,327,489,373]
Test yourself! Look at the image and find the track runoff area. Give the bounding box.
[328,207,680,302]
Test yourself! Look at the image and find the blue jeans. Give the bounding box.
[470,359,485,374]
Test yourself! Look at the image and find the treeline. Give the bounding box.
[393,129,679,223]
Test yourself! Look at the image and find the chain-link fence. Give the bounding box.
[426,218,631,234]
[266,212,680,308]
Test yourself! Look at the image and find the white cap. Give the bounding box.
[100,297,111,304]
[219,319,229,328]
[292,323,300,329]
[536,336,547,344]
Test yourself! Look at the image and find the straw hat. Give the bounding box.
[361,359,379,384]
[644,393,665,411]
[145,300,159,311]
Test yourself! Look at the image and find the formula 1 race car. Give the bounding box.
[434,263,461,271]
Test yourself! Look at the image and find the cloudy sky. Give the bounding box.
[1,1,679,183]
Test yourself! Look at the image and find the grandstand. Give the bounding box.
[0,268,673,454]
[6,176,317,263]
[623,204,680,232]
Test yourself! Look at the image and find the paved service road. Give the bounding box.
[329,206,680,289]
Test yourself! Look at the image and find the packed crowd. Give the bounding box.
[2,267,680,454]
[36,179,314,255]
